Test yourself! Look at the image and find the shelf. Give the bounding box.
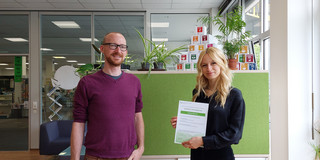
[126,70,269,74]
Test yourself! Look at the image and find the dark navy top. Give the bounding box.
[191,88,245,160]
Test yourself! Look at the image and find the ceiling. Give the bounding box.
[0,0,224,73]
[0,0,223,10]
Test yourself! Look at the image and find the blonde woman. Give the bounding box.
[170,47,245,160]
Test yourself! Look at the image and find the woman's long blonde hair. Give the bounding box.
[192,47,233,107]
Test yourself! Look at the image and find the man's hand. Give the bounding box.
[170,116,177,128]
[128,147,144,160]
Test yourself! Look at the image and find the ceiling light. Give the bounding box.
[0,63,9,65]
[52,21,80,28]
[79,38,99,42]
[96,60,105,63]
[156,44,165,48]
[53,56,66,59]
[77,63,86,66]
[4,38,28,42]
[152,38,168,42]
[151,22,169,27]
[41,48,53,51]
[54,63,58,65]
[67,60,78,63]
[5,68,14,70]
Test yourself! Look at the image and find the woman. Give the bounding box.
[170,47,245,160]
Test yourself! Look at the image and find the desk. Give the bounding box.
[58,145,86,160]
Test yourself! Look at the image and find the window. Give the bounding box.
[0,15,29,54]
[245,0,270,70]
[40,13,145,122]
[151,13,208,70]
[41,14,91,122]
[94,14,145,70]
[245,0,261,38]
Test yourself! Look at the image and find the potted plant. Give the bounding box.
[198,6,251,70]
[135,28,158,73]
[121,54,137,70]
[312,120,320,160]
[76,44,103,77]
[153,42,187,70]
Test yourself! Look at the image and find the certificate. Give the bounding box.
[174,100,209,144]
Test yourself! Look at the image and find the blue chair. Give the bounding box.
[39,120,73,155]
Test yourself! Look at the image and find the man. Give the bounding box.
[71,32,144,160]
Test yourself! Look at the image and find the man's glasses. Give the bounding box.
[102,43,128,51]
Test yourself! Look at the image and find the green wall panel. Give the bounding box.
[135,73,269,155]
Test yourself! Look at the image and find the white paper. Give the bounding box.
[174,100,209,144]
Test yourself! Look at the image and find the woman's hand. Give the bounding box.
[182,137,203,149]
[170,117,177,128]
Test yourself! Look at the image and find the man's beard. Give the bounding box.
[105,52,124,66]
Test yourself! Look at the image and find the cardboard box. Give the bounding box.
[206,43,216,48]
[185,63,192,71]
[238,54,245,62]
[240,63,248,70]
[189,53,198,63]
[246,54,254,63]
[201,34,214,44]
[240,45,249,53]
[191,35,201,44]
[196,26,207,35]
[176,63,183,71]
[192,63,197,71]
[198,44,205,52]
[248,63,256,70]
[189,44,198,53]
[180,53,189,63]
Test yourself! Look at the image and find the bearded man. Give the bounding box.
[71,32,145,160]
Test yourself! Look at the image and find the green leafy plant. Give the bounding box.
[123,54,137,66]
[311,120,320,159]
[135,28,159,75]
[76,44,103,77]
[121,54,139,70]
[135,28,158,66]
[311,143,320,159]
[154,42,187,69]
[198,6,251,59]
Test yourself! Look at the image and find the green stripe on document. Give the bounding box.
[181,111,205,117]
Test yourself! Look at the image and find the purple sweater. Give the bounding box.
[73,70,143,158]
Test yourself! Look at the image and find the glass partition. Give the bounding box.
[41,15,91,122]
[151,13,208,70]
[0,15,29,54]
[0,13,29,151]
[94,15,145,70]
[41,13,145,122]
[0,56,29,150]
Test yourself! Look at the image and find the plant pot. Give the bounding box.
[154,62,164,69]
[141,62,150,70]
[94,64,102,69]
[228,58,238,70]
[121,64,130,70]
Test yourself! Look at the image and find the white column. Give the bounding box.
[270,0,314,159]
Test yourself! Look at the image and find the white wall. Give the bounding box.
[313,0,320,154]
[271,0,316,159]
[287,0,313,159]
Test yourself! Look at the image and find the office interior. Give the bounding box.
[0,0,319,160]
